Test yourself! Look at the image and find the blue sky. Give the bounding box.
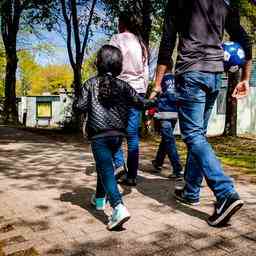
[31,29,109,66]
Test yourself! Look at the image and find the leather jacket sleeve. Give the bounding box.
[122,81,145,109]
[73,81,90,113]
[122,81,155,109]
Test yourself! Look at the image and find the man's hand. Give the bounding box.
[149,86,161,100]
[233,60,252,99]
[232,80,250,99]
[149,64,167,99]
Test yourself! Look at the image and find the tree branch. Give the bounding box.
[70,0,81,65]
[1,1,12,49]
[1,15,8,47]
[60,0,75,70]
[81,0,97,61]
[13,0,22,35]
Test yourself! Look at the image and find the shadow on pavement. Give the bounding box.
[135,175,210,222]
[59,187,109,226]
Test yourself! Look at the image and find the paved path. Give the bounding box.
[0,126,256,256]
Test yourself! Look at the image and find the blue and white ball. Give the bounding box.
[222,41,245,73]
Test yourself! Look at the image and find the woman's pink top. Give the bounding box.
[110,32,149,94]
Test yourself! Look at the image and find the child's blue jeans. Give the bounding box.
[113,107,142,179]
[91,136,123,208]
[154,119,183,176]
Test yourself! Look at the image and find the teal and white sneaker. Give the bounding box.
[107,203,131,230]
[90,193,106,210]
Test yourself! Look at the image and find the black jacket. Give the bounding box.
[74,76,145,139]
[158,0,252,75]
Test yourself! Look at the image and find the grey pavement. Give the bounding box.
[0,126,256,256]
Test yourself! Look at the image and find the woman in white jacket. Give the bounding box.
[110,12,149,186]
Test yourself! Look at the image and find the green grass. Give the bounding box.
[209,136,256,174]
[149,135,256,175]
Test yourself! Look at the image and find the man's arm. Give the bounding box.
[225,7,252,99]
[150,0,177,99]
[232,60,252,99]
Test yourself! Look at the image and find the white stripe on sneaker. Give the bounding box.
[216,198,227,215]
[208,199,244,226]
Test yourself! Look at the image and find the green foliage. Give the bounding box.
[103,0,166,17]
[16,49,73,96]
[232,0,256,43]
[20,0,58,32]
[102,0,167,43]
[35,64,73,95]
[17,51,39,96]
[150,17,164,43]
[0,0,58,122]
[82,53,97,81]
[157,135,256,174]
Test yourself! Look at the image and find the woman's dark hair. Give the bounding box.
[96,45,123,108]
[119,11,148,64]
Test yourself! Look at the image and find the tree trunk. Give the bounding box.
[1,0,21,124]
[141,0,152,47]
[223,71,240,136]
[73,63,82,97]
[3,50,18,123]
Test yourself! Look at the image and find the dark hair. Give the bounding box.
[96,45,123,108]
[119,12,148,64]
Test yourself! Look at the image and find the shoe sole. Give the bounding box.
[207,200,244,227]
[175,185,185,190]
[95,206,105,211]
[168,175,178,179]
[107,215,131,230]
[175,194,200,206]
[174,180,185,190]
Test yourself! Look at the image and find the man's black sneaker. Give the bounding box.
[174,189,200,206]
[151,160,162,173]
[207,192,244,227]
[115,165,128,181]
[118,178,137,187]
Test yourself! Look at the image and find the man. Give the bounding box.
[150,0,252,227]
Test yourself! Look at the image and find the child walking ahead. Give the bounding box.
[74,45,146,230]
[151,61,183,184]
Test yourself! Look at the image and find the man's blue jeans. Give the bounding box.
[91,136,123,208]
[155,119,183,176]
[176,71,235,202]
[114,107,141,179]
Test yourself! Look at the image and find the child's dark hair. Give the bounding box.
[119,11,148,64]
[96,45,123,108]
